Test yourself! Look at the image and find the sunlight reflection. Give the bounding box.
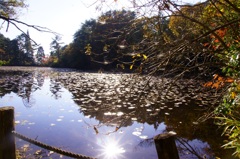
[97,137,126,159]
[104,142,125,158]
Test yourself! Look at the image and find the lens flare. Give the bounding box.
[97,137,126,159]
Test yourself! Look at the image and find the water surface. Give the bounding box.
[0,66,235,159]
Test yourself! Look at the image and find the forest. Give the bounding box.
[0,0,240,157]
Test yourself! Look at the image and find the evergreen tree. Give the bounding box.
[25,31,34,64]
[36,46,45,65]
[9,39,24,65]
[50,35,63,59]
[17,31,35,65]
[0,33,10,64]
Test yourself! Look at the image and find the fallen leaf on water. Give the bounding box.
[48,151,54,156]
[132,131,141,136]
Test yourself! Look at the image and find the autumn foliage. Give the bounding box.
[204,74,234,89]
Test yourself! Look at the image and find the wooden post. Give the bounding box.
[154,131,179,159]
[0,107,16,159]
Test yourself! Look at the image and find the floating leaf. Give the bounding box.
[56,119,62,122]
[128,106,135,109]
[118,45,126,49]
[48,151,54,156]
[139,135,148,139]
[117,112,124,116]
[131,117,137,121]
[15,120,20,124]
[35,150,42,155]
[50,123,55,126]
[21,120,28,125]
[165,112,170,115]
[193,122,199,125]
[22,144,29,152]
[132,131,141,136]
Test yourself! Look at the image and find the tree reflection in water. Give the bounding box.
[176,137,212,159]
[50,78,62,99]
[0,67,236,158]
[135,134,213,159]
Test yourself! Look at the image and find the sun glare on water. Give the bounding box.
[104,142,125,157]
[98,137,126,159]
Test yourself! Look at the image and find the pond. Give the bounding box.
[0,66,236,159]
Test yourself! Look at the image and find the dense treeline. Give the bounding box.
[46,8,226,76]
[0,10,144,72]
[0,31,44,66]
[53,10,145,72]
[0,7,225,77]
[0,8,223,76]
[0,7,228,79]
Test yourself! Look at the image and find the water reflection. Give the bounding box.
[50,79,62,99]
[97,136,126,159]
[176,138,212,159]
[0,67,236,159]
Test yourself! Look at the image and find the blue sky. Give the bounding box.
[1,0,199,55]
[1,0,104,54]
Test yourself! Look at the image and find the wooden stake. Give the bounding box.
[154,131,179,159]
[0,107,16,159]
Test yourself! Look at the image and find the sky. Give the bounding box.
[0,0,199,55]
[1,0,128,54]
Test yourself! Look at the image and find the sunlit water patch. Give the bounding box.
[0,66,236,159]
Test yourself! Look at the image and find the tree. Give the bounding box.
[17,31,35,65]
[0,0,56,39]
[88,10,140,70]
[36,46,45,65]
[92,0,240,156]
[59,10,142,71]
[8,38,23,65]
[0,33,10,65]
[199,0,240,156]
[0,0,26,20]
[50,35,63,59]
[24,30,35,63]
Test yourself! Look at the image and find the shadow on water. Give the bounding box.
[0,66,237,159]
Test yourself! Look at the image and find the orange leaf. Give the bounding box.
[211,81,222,89]
[204,81,213,87]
